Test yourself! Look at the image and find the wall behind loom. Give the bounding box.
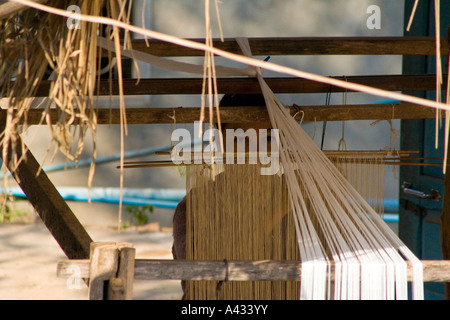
[19,0,405,227]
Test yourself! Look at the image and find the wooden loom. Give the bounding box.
[2,1,450,301]
[46,35,450,298]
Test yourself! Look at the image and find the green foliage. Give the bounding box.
[0,201,29,223]
[0,204,11,223]
[124,204,154,226]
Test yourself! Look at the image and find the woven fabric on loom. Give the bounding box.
[185,164,299,300]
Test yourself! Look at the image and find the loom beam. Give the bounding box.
[0,103,436,126]
[57,259,450,283]
[103,37,449,57]
[25,74,447,97]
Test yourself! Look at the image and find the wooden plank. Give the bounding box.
[0,130,92,260]
[87,103,437,123]
[29,74,446,97]
[295,102,436,122]
[57,259,450,283]
[118,37,449,57]
[8,37,448,58]
[1,103,435,126]
[135,260,450,283]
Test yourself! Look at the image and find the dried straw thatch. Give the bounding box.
[0,0,132,180]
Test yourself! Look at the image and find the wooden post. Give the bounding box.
[88,242,135,300]
[441,26,450,301]
[88,242,119,300]
[443,152,450,299]
[107,243,135,300]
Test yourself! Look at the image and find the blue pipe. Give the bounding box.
[371,99,400,105]
[4,185,400,222]
[3,187,185,209]
[383,198,399,214]
[382,213,399,223]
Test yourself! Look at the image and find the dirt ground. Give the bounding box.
[0,221,183,300]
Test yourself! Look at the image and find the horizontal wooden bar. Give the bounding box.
[120,37,449,57]
[7,37,448,59]
[296,102,436,122]
[29,74,447,97]
[1,103,436,125]
[57,259,450,282]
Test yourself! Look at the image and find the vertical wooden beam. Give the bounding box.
[107,243,135,300]
[1,134,92,259]
[88,242,119,300]
[88,242,135,300]
[443,145,450,300]
[399,0,429,259]
[441,26,450,301]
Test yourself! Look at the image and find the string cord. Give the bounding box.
[321,88,332,150]
[338,78,348,151]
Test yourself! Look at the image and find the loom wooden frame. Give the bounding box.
[1,31,450,299]
[26,74,449,96]
[57,255,450,283]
